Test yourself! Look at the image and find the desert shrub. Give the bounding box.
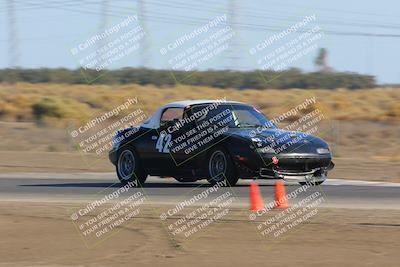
[32,98,64,120]
[386,103,400,118]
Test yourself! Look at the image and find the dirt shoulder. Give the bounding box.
[0,151,113,173]
[0,202,399,267]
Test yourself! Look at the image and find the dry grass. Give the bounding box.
[1,83,399,125]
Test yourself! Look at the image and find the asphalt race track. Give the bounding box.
[0,173,399,210]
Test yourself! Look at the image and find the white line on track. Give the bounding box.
[0,173,399,187]
[324,179,400,187]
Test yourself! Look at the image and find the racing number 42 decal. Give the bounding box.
[156,133,171,153]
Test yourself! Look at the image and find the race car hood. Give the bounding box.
[228,128,330,154]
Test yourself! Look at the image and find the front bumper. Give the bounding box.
[259,164,333,182]
[235,152,334,181]
[258,154,334,182]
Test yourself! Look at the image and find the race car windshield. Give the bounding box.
[230,105,276,129]
[192,104,275,129]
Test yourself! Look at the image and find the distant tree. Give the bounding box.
[314,48,330,73]
[0,67,376,89]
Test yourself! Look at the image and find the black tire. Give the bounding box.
[206,146,239,186]
[299,180,324,186]
[116,145,147,186]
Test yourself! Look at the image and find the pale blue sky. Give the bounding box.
[1,0,400,83]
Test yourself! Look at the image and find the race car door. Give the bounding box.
[150,107,186,175]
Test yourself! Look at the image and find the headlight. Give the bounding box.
[316,147,330,154]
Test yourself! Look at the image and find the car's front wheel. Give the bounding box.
[206,147,239,186]
[116,145,147,186]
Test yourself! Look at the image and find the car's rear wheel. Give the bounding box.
[116,145,147,186]
[206,147,239,186]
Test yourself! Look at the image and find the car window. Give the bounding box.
[160,107,184,126]
[189,104,274,128]
[190,104,236,127]
[233,109,260,125]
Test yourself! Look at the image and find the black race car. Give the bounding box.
[109,100,334,186]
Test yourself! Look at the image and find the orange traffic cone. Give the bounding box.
[249,182,264,211]
[275,181,289,209]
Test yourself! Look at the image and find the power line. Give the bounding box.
[0,0,400,47]
[260,0,400,20]
[2,5,400,44]
[7,0,400,32]
[142,0,400,31]
[3,1,400,43]
[8,0,400,35]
